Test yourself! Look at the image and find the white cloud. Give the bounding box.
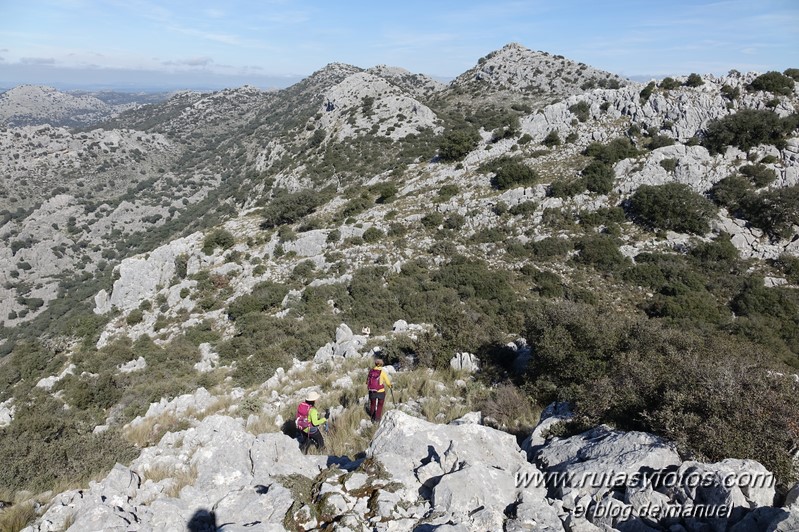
[20,57,56,65]
[163,56,214,67]
[204,8,225,19]
[168,25,243,46]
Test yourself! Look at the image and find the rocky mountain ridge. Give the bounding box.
[0,85,168,128]
[1,43,799,531]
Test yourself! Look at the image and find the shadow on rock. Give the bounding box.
[281,418,298,438]
[187,509,217,532]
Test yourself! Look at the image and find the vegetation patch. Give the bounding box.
[627,183,717,234]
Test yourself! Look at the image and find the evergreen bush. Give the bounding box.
[628,183,717,234]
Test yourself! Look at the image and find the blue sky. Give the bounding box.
[0,0,797,89]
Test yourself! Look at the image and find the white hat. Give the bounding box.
[307,391,320,402]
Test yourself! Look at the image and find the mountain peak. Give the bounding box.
[0,84,112,126]
[452,42,629,97]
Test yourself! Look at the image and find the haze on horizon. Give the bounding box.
[1,0,797,91]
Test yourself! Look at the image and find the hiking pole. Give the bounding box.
[390,387,396,406]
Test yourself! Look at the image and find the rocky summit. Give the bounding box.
[1,43,799,531]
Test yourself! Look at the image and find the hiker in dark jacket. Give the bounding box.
[367,358,392,422]
[296,391,327,453]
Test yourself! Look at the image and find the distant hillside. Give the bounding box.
[0,85,168,127]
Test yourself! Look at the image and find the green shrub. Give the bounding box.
[542,130,561,147]
[291,260,316,282]
[738,185,799,240]
[710,174,753,212]
[504,239,527,258]
[541,207,578,229]
[639,81,656,102]
[174,254,188,279]
[327,229,341,243]
[518,133,533,145]
[481,157,539,190]
[647,134,675,150]
[689,235,739,265]
[628,183,717,234]
[772,253,799,284]
[659,158,678,172]
[569,101,590,122]
[261,190,324,228]
[437,127,480,162]
[565,132,579,143]
[748,71,795,96]
[583,137,638,165]
[434,257,514,302]
[421,212,443,229]
[644,291,725,324]
[739,163,777,188]
[0,396,138,492]
[341,196,372,218]
[202,229,235,255]
[444,213,466,229]
[732,278,798,320]
[471,227,508,244]
[684,73,704,87]
[277,225,296,242]
[387,222,407,237]
[581,161,614,194]
[548,179,584,198]
[344,267,404,331]
[126,309,144,325]
[509,201,537,216]
[528,237,573,259]
[702,109,796,154]
[372,182,399,204]
[522,267,564,298]
[521,301,799,484]
[436,184,460,202]
[227,281,289,320]
[362,227,384,243]
[579,207,626,228]
[720,84,740,101]
[659,77,680,90]
[784,68,799,82]
[573,234,629,271]
[523,301,627,390]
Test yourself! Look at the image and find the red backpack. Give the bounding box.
[367,368,382,392]
[296,402,312,431]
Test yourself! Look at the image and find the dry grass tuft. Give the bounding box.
[246,413,281,436]
[123,414,192,448]
[140,463,198,498]
[0,500,38,532]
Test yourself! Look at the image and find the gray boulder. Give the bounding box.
[94,232,202,315]
[366,410,553,528]
[449,352,480,373]
[521,401,573,459]
[117,356,146,373]
[766,508,799,532]
[0,401,14,427]
[194,343,219,373]
[674,459,776,510]
[535,424,682,499]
